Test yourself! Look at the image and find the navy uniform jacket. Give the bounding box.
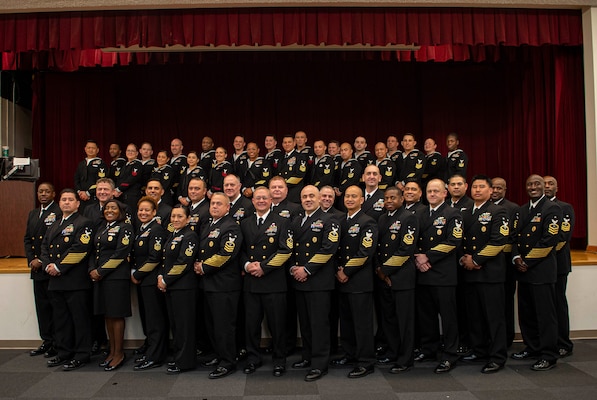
[337,211,378,293]
[337,159,362,194]
[83,201,134,232]
[141,159,156,188]
[362,189,385,221]
[229,195,255,224]
[355,151,376,172]
[115,159,144,199]
[188,199,210,233]
[198,215,243,292]
[492,198,519,253]
[177,166,207,202]
[446,149,468,181]
[397,150,425,185]
[404,202,427,216]
[297,146,316,184]
[40,213,93,291]
[74,157,107,199]
[461,202,509,283]
[451,196,474,212]
[169,154,188,194]
[162,225,199,290]
[417,202,463,286]
[150,164,174,197]
[290,208,340,292]
[376,158,397,190]
[109,157,127,182]
[24,201,62,281]
[422,152,446,185]
[208,161,232,193]
[278,150,308,197]
[265,149,283,176]
[89,221,134,281]
[200,149,215,176]
[240,213,292,293]
[311,154,335,189]
[242,157,271,191]
[272,199,302,220]
[553,198,575,276]
[378,208,419,291]
[132,219,166,287]
[512,196,562,284]
[230,151,249,177]
[155,202,174,233]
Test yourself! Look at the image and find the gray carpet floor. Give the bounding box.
[1,340,597,399]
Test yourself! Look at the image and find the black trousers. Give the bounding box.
[204,290,240,369]
[556,274,573,352]
[49,289,92,362]
[339,292,375,367]
[140,285,169,363]
[380,287,415,367]
[296,290,331,370]
[33,279,54,345]
[166,288,196,370]
[244,291,287,366]
[504,257,517,347]
[517,282,558,362]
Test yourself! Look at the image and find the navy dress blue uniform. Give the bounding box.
[311,154,335,189]
[416,202,462,363]
[290,209,340,372]
[89,221,134,318]
[422,152,446,187]
[376,158,397,190]
[552,197,575,354]
[404,201,428,215]
[115,159,144,210]
[41,213,94,364]
[109,157,127,182]
[24,201,61,350]
[132,219,168,364]
[362,189,385,221]
[461,202,509,365]
[297,146,316,184]
[188,199,210,232]
[265,149,283,177]
[241,212,292,367]
[278,150,308,204]
[446,149,468,181]
[169,155,188,202]
[241,157,271,192]
[208,161,232,194]
[336,159,362,210]
[512,196,562,363]
[150,164,175,205]
[162,225,199,371]
[229,195,255,224]
[396,150,425,186]
[272,199,302,220]
[177,166,206,204]
[377,207,419,368]
[355,151,375,172]
[198,215,243,370]
[230,151,249,177]
[337,211,378,368]
[74,157,107,208]
[200,150,215,177]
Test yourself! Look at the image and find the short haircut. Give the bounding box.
[96,177,116,189]
[385,185,403,196]
[471,174,492,187]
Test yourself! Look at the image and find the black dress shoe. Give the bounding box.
[167,365,182,374]
[98,359,112,368]
[559,348,573,358]
[243,362,262,374]
[330,356,357,367]
[167,361,176,368]
[91,341,106,356]
[348,365,374,378]
[390,364,411,374]
[133,342,149,355]
[305,368,327,382]
[201,357,220,367]
[273,365,286,377]
[44,347,57,358]
[104,356,126,371]
[63,359,86,371]
[376,357,395,366]
[209,366,235,379]
[375,345,387,356]
[414,353,436,362]
[30,343,51,357]
[511,350,537,360]
[531,359,556,371]
[461,354,486,363]
[481,362,504,374]
[47,357,67,367]
[134,360,162,371]
[134,355,146,364]
[456,345,470,355]
[236,348,248,361]
[434,360,453,374]
[292,359,311,369]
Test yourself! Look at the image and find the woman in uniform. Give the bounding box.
[177,151,206,206]
[208,147,231,197]
[131,196,168,370]
[150,150,174,205]
[89,199,134,371]
[157,204,199,374]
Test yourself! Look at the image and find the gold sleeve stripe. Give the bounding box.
[89,185,97,190]
[255,180,266,185]
[286,177,303,184]
[556,242,566,251]
[267,253,291,267]
[526,247,554,259]
[477,245,505,257]
[383,255,409,267]
[61,252,87,264]
[309,254,333,264]
[138,262,160,273]
[430,244,456,253]
[167,264,187,275]
[503,244,512,252]
[345,257,367,267]
[101,259,124,269]
[204,254,231,267]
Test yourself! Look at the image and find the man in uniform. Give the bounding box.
[270,176,302,221]
[446,133,468,181]
[374,142,397,190]
[74,140,107,211]
[354,136,375,171]
[290,185,340,382]
[448,174,473,211]
[108,143,126,182]
[229,135,248,176]
[386,135,402,163]
[396,133,425,189]
[335,142,362,211]
[240,187,292,377]
[375,186,418,373]
[187,177,210,232]
[331,185,378,378]
[311,140,334,189]
[240,142,270,198]
[200,136,216,176]
[278,134,308,204]
[414,179,462,374]
[25,182,61,358]
[295,130,315,183]
[510,175,562,371]
[139,142,156,189]
[224,174,254,224]
[145,179,173,232]
[264,135,283,177]
[41,189,93,371]
[544,175,575,358]
[459,175,509,373]
[361,164,385,221]
[195,193,243,379]
[169,138,187,202]
[403,180,427,214]
[422,138,446,191]
[320,186,345,219]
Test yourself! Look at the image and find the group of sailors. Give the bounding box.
[24,131,574,382]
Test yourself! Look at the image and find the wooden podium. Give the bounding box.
[0,180,35,257]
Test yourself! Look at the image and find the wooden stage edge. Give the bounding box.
[2,250,597,274]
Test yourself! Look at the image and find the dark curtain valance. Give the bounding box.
[0,7,582,71]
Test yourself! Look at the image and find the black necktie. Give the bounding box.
[39,207,46,218]
[366,194,371,201]
[257,217,263,227]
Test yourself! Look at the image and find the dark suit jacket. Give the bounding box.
[512,196,562,284]
[450,195,474,212]
[24,201,61,280]
[240,212,292,293]
[362,189,385,221]
[89,221,134,281]
[229,195,255,224]
[272,199,302,220]
[132,219,166,287]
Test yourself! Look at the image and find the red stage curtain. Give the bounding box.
[1,7,582,71]
[31,45,586,245]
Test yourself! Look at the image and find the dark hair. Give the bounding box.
[188,177,207,189]
[103,199,127,222]
[86,140,99,146]
[172,204,190,217]
[404,179,422,190]
[471,174,492,187]
[60,188,77,197]
[385,186,403,196]
[38,182,55,192]
[448,174,466,183]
